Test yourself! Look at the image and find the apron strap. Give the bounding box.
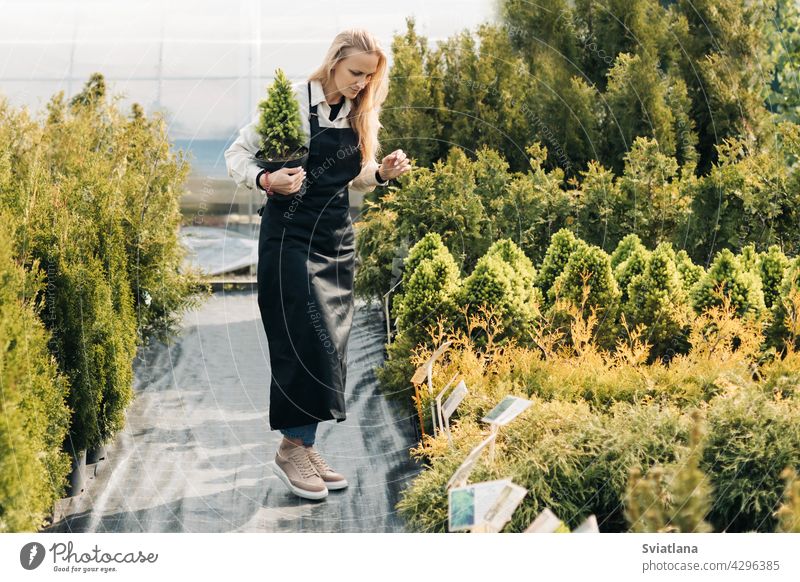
[308,82,318,118]
[308,81,320,138]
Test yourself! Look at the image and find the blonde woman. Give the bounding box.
[225,29,411,500]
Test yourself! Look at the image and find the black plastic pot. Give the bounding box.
[86,443,107,464]
[253,146,309,172]
[65,444,86,497]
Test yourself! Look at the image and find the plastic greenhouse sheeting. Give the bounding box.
[180,226,259,276]
[47,292,422,532]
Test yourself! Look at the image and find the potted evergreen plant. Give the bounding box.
[65,439,86,497]
[253,68,309,171]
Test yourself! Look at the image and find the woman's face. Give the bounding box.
[330,50,380,100]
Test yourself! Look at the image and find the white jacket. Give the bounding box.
[224,78,382,195]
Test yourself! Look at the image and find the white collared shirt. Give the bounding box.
[224,78,382,194]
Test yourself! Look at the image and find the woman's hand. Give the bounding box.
[378,149,411,181]
[260,166,306,195]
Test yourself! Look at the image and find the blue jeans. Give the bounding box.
[280,422,318,446]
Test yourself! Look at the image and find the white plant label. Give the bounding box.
[482,395,533,426]
[441,379,468,421]
[448,478,514,532]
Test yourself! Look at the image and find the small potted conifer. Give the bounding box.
[253,68,309,171]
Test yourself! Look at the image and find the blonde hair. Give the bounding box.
[308,29,389,165]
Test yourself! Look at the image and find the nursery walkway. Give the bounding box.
[47,291,421,532]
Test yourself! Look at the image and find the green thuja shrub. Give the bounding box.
[355,146,492,293]
[702,383,800,532]
[379,19,444,168]
[400,232,450,278]
[392,234,461,344]
[483,238,537,286]
[64,136,137,447]
[40,77,195,453]
[459,255,523,335]
[760,245,791,310]
[378,234,461,400]
[548,245,620,309]
[625,412,713,533]
[739,243,760,274]
[353,205,401,303]
[96,238,137,446]
[675,249,705,294]
[761,348,800,401]
[775,468,800,533]
[625,243,692,359]
[550,244,621,345]
[457,239,541,341]
[2,74,203,459]
[688,135,800,261]
[614,241,650,304]
[256,68,306,159]
[653,242,677,263]
[472,145,512,209]
[395,148,494,271]
[83,213,137,449]
[41,75,202,346]
[468,238,541,332]
[768,257,800,351]
[485,238,542,307]
[52,255,132,454]
[574,161,623,249]
[691,249,766,318]
[32,105,135,454]
[610,233,647,270]
[0,216,71,532]
[376,331,420,403]
[615,137,690,248]
[535,228,588,304]
[490,143,575,264]
[116,102,203,344]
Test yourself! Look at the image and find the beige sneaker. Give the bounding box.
[273,439,328,500]
[305,446,348,490]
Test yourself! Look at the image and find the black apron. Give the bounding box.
[257,82,362,430]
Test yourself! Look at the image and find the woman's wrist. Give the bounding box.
[376,165,389,185]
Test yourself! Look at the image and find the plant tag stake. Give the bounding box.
[524,508,565,533]
[445,432,497,491]
[573,514,599,533]
[434,372,460,445]
[481,395,533,463]
[440,379,468,447]
[411,340,452,435]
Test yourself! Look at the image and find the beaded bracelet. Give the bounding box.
[259,170,274,197]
